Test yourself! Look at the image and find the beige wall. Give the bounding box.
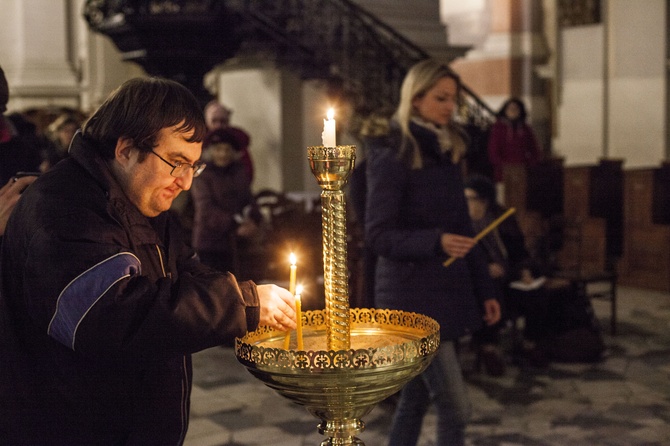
[554,0,666,167]
[212,65,337,195]
[443,0,667,166]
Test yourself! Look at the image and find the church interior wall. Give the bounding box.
[1,0,667,176]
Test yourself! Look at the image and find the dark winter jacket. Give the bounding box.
[476,207,530,283]
[0,115,42,184]
[0,133,260,445]
[365,121,498,340]
[190,161,259,253]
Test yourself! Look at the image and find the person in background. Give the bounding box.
[465,173,554,368]
[0,65,42,184]
[487,97,542,189]
[0,175,37,240]
[0,77,296,445]
[464,174,534,375]
[40,112,82,171]
[364,59,501,446]
[204,100,253,182]
[191,128,262,277]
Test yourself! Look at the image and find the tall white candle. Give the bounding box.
[322,108,336,147]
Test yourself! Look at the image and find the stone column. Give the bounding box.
[0,0,80,111]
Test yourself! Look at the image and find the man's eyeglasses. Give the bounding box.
[150,150,206,178]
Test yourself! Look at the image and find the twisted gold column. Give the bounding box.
[308,145,356,351]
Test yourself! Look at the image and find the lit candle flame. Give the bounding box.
[327,108,334,121]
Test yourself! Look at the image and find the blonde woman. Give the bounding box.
[364,59,501,446]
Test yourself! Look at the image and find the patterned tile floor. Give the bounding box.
[185,286,670,446]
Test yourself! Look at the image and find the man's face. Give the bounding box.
[464,187,487,221]
[205,104,231,131]
[115,125,202,217]
[209,142,240,168]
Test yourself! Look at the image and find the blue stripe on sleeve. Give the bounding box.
[47,252,142,350]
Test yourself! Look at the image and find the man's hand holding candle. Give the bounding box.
[257,284,297,331]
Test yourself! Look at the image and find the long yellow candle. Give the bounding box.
[284,253,298,349]
[295,284,304,350]
[288,252,297,295]
[443,207,516,268]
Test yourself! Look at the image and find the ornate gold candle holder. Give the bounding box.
[236,145,440,445]
[308,145,356,351]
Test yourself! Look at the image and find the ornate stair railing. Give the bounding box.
[84,0,495,130]
[224,0,495,127]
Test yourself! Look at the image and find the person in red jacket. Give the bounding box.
[204,100,254,182]
[487,97,542,184]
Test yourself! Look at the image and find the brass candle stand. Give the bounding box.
[236,145,440,445]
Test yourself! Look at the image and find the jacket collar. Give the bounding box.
[68,131,164,246]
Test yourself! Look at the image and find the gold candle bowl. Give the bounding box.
[236,307,439,445]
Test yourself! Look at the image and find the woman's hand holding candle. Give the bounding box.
[443,208,516,267]
[440,233,477,260]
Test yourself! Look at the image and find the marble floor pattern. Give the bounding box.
[185,286,670,446]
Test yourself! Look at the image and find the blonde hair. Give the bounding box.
[394,59,466,169]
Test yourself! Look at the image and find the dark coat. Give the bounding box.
[0,133,260,445]
[190,161,257,254]
[0,115,41,184]
[478,207,530,282]
[365,122,498,341]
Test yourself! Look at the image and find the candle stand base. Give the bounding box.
[236,308,440,446]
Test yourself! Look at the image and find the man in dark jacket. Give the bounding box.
[0,77,296,445]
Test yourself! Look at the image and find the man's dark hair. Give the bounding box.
[81,77,207,159]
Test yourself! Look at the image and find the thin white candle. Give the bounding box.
[322,108,336,147]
